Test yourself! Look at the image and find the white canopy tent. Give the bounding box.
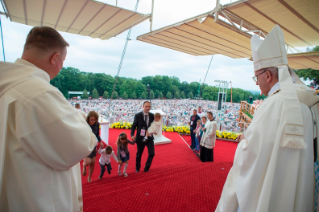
[137,0,319,70]
[1,0,150,40]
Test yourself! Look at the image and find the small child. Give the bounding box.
[117,132,135,177]
[143,113,162,142]
[98,145,118,179]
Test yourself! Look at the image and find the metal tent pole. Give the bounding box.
[150,0,155,31]
[0,15,5,61]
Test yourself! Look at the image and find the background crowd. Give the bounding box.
[69,99,242,131]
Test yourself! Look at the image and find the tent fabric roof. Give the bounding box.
[137,13,253,58]
[224,0,319,47]
[287,51,319,70]
[137,0,319,61]
[3,0,150,40]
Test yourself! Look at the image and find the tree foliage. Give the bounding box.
[50,67,262,103]
[103,91,109,99]
[140,92,146,99]
[122,92,128,99]
[174,91,180,99]
[92,88,99,99]
[294,46,319,80]
[166,92,172,99]
[180,91,185,99]
[150,90,155,99]
[82,89,89,99]
[112,91,118,99]
[188,91,194,99]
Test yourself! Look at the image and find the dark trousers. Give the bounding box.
[200,146,214,162]
[136,140,155,171]
[190,128,196,148]
[99,162,112,177]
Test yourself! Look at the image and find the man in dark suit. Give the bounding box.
[131,101,155,172]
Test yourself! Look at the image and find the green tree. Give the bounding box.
[112,91,118,99]
[180,91,185,99]
[103,91,109,99]
[82,89,89,99]
[174,91,180,99]
[166,92,172,99]
[122,92,128,99]
[150,90,155,99]
[92,88,99,99]
[140,92,146,99]
[158,91,163,98]
[294,46,319,81]
[131,92,137,99]
[188,91,194,99]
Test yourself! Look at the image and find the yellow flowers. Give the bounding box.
[110,123,240,140]
[163,125,190,134]
[110,122,132,129]
[216,130,241,140]
[110,123,191,134]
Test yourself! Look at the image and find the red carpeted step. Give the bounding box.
[83,163,214,193]
[81,129,237,211]
[82,162,233,212]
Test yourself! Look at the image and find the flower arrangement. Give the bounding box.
[216,130,241,140]
[110,122,132,129]
[109,122,241,140]
[110,122,191,134]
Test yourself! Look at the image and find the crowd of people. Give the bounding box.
[68,99,241,131]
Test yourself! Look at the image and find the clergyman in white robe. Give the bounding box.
[216,25,317,212]
[0,59,96,212]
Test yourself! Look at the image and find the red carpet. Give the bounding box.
[180,135,238,163]
[81,129,237,211]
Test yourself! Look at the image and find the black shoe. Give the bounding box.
[107,170,111,174]
[144,169,149,172]
[98,176,102,179]
[136,169,140,173]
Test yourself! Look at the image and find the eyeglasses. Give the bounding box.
[252,69,267,82]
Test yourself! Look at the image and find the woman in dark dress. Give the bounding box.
[82,111,103,182]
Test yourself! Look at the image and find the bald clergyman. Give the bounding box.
[0,27,96,212]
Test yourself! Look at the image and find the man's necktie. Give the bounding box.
[145,115,148,126]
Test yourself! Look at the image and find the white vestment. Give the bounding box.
[0,59,96,212]
[215,88,315,212]
[201,120,217,149]
[77,109,87,120]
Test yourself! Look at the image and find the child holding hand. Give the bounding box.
[117,132,135,177]
[98,145,119,179]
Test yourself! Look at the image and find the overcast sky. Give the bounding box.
[0,0,310,91]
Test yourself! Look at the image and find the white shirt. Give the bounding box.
[143,112,149,126]
[98,148,118,164]
[147,120,162,135]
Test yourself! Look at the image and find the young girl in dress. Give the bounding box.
[117,132,135,177]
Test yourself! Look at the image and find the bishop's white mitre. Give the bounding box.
[251,25,288,71]
[251,25,306,149]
